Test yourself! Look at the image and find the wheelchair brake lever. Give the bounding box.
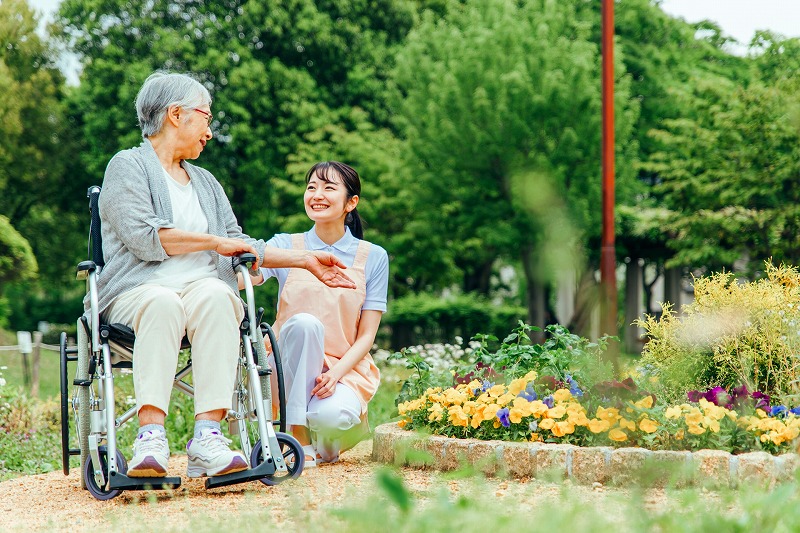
[231,253,258,271]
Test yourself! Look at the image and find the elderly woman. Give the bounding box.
[97,71,355,479]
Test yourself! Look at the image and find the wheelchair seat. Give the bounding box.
[79,317,191,369]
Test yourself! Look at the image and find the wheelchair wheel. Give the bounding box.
[83,446,127,501]
[59,332,70,476]
[75,325,91,490]
[251,433,304,485]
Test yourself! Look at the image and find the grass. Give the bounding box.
[0,346,61,400]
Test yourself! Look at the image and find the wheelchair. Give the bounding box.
[58,186,304,500]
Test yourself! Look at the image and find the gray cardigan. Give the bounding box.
[88,139,266,314]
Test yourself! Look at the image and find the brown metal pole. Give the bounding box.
[601,1,618,345]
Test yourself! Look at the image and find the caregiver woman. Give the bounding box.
[256,161,389,465]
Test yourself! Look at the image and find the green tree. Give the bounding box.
[55,0,417,235]
[392,0,638,327]
[0,0,79,328]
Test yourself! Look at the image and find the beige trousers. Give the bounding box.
[104,277,244,416]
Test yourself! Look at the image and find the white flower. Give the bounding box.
[0,377,5,387]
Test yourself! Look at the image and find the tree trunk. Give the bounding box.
[521,245,549,341]
[460,259,494,295]
[569,268,599,339]
[624,258,643,354]
[663,267,683,313]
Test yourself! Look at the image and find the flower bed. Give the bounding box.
[396,372,800,455]
[372,422,800,488]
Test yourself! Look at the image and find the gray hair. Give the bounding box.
[135,72,212,138]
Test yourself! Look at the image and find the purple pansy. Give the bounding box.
[497,408,511,428]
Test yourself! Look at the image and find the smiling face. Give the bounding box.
[170,104,213,160]
[304,169,359,226]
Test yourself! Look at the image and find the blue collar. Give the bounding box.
[307,226,355,253]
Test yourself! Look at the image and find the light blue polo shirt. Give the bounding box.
[259,226,389,312]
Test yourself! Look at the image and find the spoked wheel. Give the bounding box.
[83,446,127,501]
[251,433,304,485]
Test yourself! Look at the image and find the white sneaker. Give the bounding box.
[186,428,249,478]
[128,430,170,477]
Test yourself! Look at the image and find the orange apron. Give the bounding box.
[273,233,381,414]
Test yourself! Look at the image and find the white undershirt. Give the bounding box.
[147,168,216,291]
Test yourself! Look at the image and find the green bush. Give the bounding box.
[0,386,60,479]
[638,263,800,404]
[383,292,527,349]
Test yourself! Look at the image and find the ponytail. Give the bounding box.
[346,208,363,239]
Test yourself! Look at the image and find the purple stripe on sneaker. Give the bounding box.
[213,455,249,476]
[129,456,167,475]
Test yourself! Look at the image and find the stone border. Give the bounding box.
[372,422,800,488]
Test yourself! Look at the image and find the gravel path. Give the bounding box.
[0,440,684,532]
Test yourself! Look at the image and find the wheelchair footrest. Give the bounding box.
[108,471,182,491]
[204,459,277,489]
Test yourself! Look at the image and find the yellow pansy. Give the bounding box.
[512,397,533,415]
[588,418,610,434]
[675,429,684,440]
[461,401,478,415]
[530,400,550,418]
[639,418,658,434]
[523,370,538,382]
[428,403,444,422]
[397,419,408,429]
[547,405,567,419]
[508,378,528,395]
[443,388,468,406]
[608,429,628,442]
[539,418,556,430]
[482,403,501,420]
[596,406,620,423]
[553,389,572,403]
[665,406,683,419]
[684,410,702,426]
[509,408,525,424]
[448,405,469,427]
[497,393,516,406]
[488,384,507,398]
[551,420,575,437]
[687,424,705,435]
[634,396,654,409]
[619,418,636,431]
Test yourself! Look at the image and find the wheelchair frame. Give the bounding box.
[59,186,303,500]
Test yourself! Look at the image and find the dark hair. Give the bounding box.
[305,161,363,239]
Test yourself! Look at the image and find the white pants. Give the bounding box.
[275,313,362,461]
[104,277,244,416]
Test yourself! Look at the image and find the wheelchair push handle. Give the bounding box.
[231,253,259,271]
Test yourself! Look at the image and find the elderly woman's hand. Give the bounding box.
[305,251,357,289]
[215,237,260,268]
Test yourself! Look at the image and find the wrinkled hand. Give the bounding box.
[311,371,338,399]
[305,251,356,289]
[215,238,260,270]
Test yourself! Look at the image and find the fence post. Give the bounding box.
[31,331,43,397]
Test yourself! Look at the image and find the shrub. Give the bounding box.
[382,292,527,349]
[637,263,800,404]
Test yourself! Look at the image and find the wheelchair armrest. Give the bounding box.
[231,253,258,270]
[76,260,97,280]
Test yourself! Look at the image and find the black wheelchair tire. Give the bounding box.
[84,446,127,501]
[251,433,304,486]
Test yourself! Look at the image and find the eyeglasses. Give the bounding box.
[192,108,213,126]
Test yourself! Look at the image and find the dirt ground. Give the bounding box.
[0,440,683,532]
